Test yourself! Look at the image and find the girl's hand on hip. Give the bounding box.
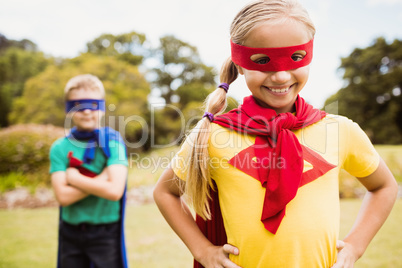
[198,243,242,268]
[330,240,358,268]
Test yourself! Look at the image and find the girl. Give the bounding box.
[153,0,398,267]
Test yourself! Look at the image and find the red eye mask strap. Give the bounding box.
[231,39,314,72]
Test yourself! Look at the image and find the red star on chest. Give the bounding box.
[227,144,336,186]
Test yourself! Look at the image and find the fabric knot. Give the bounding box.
[277,113,298,130]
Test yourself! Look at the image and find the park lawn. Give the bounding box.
[1,199,402,268]
[374,145,402,182]
[0,203,192,268]
[340,199,402,267]
[126,146,180,189]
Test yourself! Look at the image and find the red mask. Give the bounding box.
[231,39,313,72]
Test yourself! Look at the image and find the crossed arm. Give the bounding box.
[51,164,127,206]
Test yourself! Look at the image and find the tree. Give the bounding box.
[10,53,151,150]
[324,37,402,144]
[0,34,50,127]
[150,35,216,105]
[0,33,38,52]
[145,35,225,147]
[86,31,148,66]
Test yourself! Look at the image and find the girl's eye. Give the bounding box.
[92,102,98,109]
[291,50,307,62]
[291,54,304,62]
[255,57,270,64]
[250,54,270,65]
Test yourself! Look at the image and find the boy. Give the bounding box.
[50,74,129,268]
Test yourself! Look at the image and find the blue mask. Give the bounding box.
[65,99,105,113]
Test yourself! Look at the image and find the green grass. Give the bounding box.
[0,208,58,268]
[126,146,179,188]
[0,204,192,268]
[125,204,192,267]
[375,145,402,183]
[340,199,402,267]
[1,200,402,268]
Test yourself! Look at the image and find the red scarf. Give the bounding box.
[214,95,326,234]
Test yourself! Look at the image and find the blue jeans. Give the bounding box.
[59,221,123,268]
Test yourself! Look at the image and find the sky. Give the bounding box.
[0,0,401,108]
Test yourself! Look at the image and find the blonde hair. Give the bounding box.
[183,0,315,220]
[64,74,105,100]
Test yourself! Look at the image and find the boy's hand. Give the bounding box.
[198,244,242,268]
[330,240,358,268]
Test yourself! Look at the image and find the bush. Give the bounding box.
[0,124,64,174]
[0,172,27,192]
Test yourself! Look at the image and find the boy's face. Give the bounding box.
[67,88,104,131]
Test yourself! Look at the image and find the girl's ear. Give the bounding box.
[236,64,244,75]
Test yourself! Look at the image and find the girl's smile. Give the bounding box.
[263,84,294,94]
